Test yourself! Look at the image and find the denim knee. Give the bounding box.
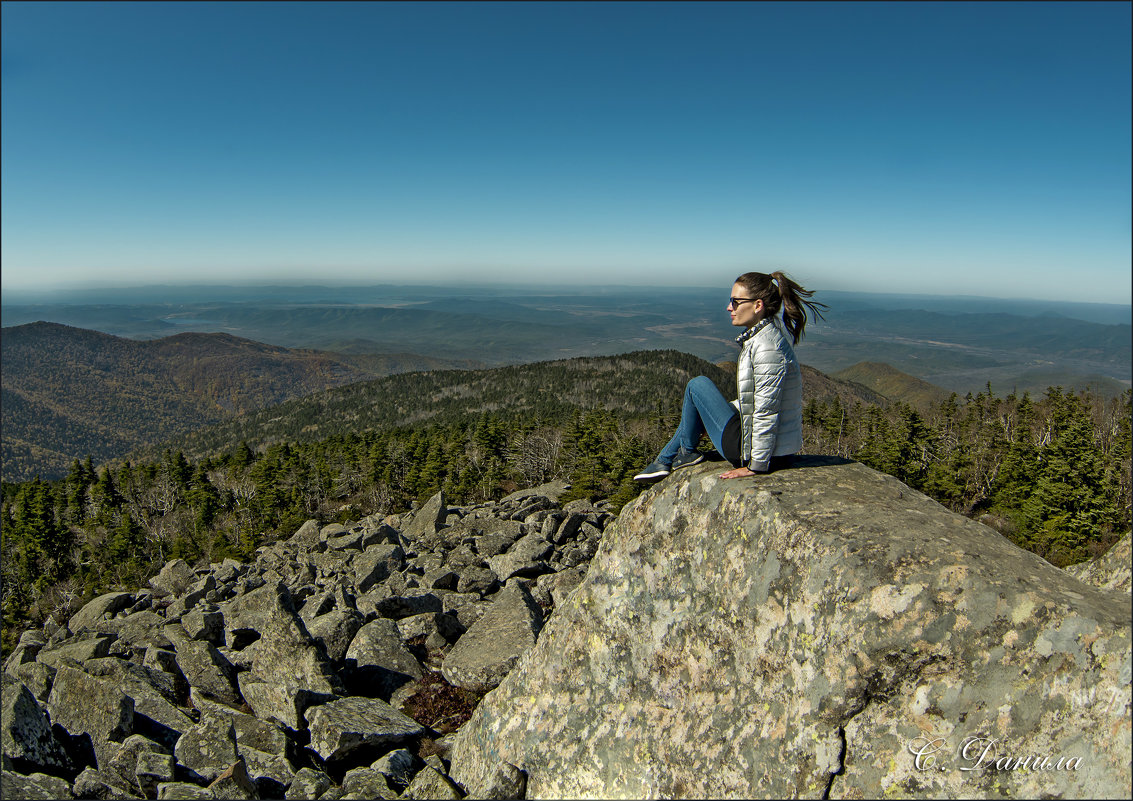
[686,375,713,394]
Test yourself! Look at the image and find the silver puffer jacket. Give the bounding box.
[735,317,803,471]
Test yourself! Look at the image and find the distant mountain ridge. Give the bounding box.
[0,322,473,482]
[3,285,1129,397]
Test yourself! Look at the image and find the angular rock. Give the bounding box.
[340,766,395,799]
[397,612,462,644]
[240,746,295,798]
[370,589,443,620]
[501,480,571,505]
[135,750,176,798]
[441,582,543,691]
[69,591,136,633]
[401,491,447,546]
[96,610,173,653]
[326,531,364,551]
[85,656,183,706]
[36,631,117,668]
[84,657,193,750]
[285,766,333,800]
[402,764,462,800]
[207,756,259,800]
[421,567,459,591]
[469,760,527,800]
[3,629,46,672]
[448,460,1133,799]
[174,711,239,784]
[191,693,289,757]
[157,780,216,799]
[471,527,524,558]
[359,521,401,548]
[47,666,134,769]
[105,733,170,794]
[344,619,424,699]
[223,583,341,696]
[370,747,422,793]
[288,519,322,549]
[486,534,553,581]
[452,566,496,599]
[142,646,187,687]
[304,697,426,762]
[353,544,406,594]
[150,559,197,597]
[1,672,70,773]
[9,661,55,702]
[236,673,332,733]
[73,765,140,799]
[164,624,241,706]
[1067,532,1131,593]
[182,606,226,645]
[0,770,74,799]
[305,609,365,663]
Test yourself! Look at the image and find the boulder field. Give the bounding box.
[449,458,1130,800]
[3,459,1130,799]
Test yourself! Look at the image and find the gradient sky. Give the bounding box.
[2,1,1130,303]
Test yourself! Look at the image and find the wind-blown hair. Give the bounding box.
[735,271,827,344]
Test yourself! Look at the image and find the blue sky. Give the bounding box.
[2,1,1130,303]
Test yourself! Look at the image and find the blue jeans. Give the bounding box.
[658,376,739,464]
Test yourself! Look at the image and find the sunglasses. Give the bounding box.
[729,296,756,307]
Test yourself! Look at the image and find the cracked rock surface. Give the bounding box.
[449,458,1131,799]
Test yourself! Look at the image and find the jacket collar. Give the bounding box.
[735,316,773,345]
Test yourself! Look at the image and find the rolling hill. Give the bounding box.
[122,351,886,467]
[1,323,474,482]
[833,362,951,409]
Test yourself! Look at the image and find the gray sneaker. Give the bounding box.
[671,447,705,471]
[633,461,671,481]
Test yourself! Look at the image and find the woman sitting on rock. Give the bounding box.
[634,271,826,481]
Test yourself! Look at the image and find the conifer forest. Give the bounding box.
[2,364,1129,657]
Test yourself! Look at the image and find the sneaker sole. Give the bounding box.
[633,469,670,481]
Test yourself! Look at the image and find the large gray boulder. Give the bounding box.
[401,491,448,547]
[441,581,543,691]
[150,558,197,597]
[343,619,424,699]
[1,673,70,773]
[222,582,342,696]
[68,591,135,634]
[485,533,554,581]
[354,544,406,593]
[47,666,134,770]
[84,657,194,750]
[174,712,240,784]
[448,459,1132,799]
[0,770,74,799]
[1067,532,1131,594]
[164,624,241,706]
[304,697,427,762]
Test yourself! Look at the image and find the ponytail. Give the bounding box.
[734,271,828,345]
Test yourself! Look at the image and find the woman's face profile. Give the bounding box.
[728,282,763,327]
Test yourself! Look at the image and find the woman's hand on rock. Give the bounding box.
[719,467,757,479]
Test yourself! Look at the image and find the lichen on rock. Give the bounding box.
[448,458,1132,799]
